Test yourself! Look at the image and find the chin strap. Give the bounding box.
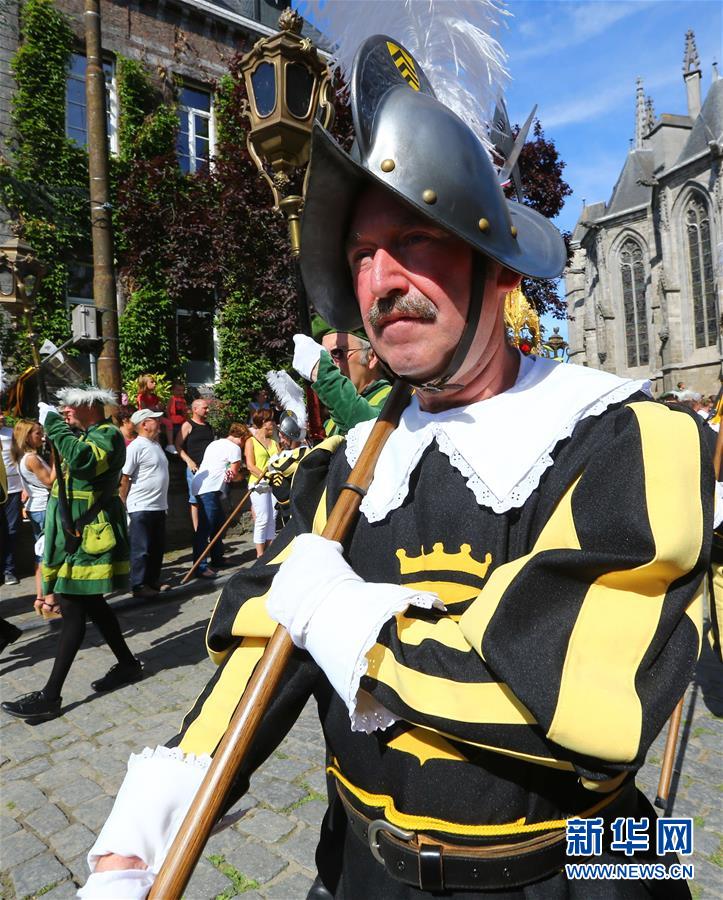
[374,255,488,392]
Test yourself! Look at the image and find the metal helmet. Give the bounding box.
[300,35,566,340]
[279,412,302,442]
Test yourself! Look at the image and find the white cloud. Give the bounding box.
[540,66,679,129]
[511,0,656,62]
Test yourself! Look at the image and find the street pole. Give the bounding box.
[84,0,121,393]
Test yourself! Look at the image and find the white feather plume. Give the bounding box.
[292,0,509,155]
[56,386,117,407]
[266,370,308,430]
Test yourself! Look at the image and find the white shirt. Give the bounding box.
[192,438,242,496]
[122,437,169,513]
[0,427,21,494]
[19,454,50,512]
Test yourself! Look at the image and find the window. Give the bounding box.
[66,260,94,306]
[619,238,648,368]
[66,53,118,153]
[686,194,717,349]
[177,86,214,174]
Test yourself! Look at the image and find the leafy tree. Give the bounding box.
[505,120,572,319]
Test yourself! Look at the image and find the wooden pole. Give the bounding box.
[149,380,412,899]
[84,0,121,393]
[655,696,684,808]
[180,470,268,585]
[655,417,723,808]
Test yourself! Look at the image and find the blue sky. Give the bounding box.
[502,0,721,337]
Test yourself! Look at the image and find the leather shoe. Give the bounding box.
[1,690,61,723]
[91,659,143,692]
[132,586,160,599]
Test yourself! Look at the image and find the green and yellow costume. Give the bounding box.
[41,412,129,596]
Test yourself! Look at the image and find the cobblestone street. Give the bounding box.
[0,544,721,899]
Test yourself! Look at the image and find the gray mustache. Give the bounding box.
[368,294,438,327]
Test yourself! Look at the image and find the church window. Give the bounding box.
[619,238,648,367]
[685,195,717,348]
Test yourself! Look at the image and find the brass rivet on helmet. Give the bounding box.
[380,159,395,173]
[478,218,490,232]
[422,189,437,205]
[510,226,518,238]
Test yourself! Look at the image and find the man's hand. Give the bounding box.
[292,334,324,382]
[38,402,58,426]
[94,853,147,872]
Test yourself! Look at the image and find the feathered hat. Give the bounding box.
[55,386,117,407]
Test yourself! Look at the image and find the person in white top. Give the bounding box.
[120,410,170,600]
[0,413,23,585]
[12,420,57,617]
[189,423,249,578]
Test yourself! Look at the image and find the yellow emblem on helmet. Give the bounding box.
[386,41,420,91]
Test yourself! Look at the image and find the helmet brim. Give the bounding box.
[300,124,567,332]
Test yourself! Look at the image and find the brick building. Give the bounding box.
[0,0,315,385]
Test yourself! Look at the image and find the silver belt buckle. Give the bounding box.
[367,819,415,866]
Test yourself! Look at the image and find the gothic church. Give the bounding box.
[565,31,721,395]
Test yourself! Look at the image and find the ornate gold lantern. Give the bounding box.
[0,235,46,318]
[240,8,333,253]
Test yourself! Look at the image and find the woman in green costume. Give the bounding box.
[2,387,142,723]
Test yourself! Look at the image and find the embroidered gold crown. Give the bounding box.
[396,543,492,581]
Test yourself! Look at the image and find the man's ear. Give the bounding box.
[496,264,522,292]
[368,349,380,374]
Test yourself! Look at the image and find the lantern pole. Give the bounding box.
[239,7,333,435]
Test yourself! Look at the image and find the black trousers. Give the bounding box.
[0,491,21,577]
[129,510,166,590]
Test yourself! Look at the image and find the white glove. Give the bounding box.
[292,334,324,381]
[267,533,442,727]
[38,402,58,426]
[83,746,210,894]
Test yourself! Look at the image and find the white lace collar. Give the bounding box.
[345,353,650,521]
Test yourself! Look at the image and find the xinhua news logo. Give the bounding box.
[564,817,694,881]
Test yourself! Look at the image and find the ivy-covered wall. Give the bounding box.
[0,0,348,427]
[0,0,88,372]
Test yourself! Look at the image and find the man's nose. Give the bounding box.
[369,248,410,299]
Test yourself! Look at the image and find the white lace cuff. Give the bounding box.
[78,869,156,899]
[85,746,211,881]
[304,583,443,733]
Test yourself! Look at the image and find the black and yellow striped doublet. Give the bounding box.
[168,399,711,895]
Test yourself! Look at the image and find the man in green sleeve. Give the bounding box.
[2,386,141,723]
[293,315,391,436]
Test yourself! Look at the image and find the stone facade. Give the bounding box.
[565,32,723,396]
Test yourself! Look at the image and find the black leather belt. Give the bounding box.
[338,783,633,892]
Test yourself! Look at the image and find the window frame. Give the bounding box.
[176,84,215,175]
[176,306,216,386]
[684,192,717,351]
[65,51,118,155]
[618,236,649,369]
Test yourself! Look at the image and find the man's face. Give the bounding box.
[62,405,83,429]
[141,417,160,440]
[193,401,209,420]
[321,332,374,391]
[346,186,473,382]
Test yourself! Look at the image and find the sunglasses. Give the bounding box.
[328,347,363,362]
